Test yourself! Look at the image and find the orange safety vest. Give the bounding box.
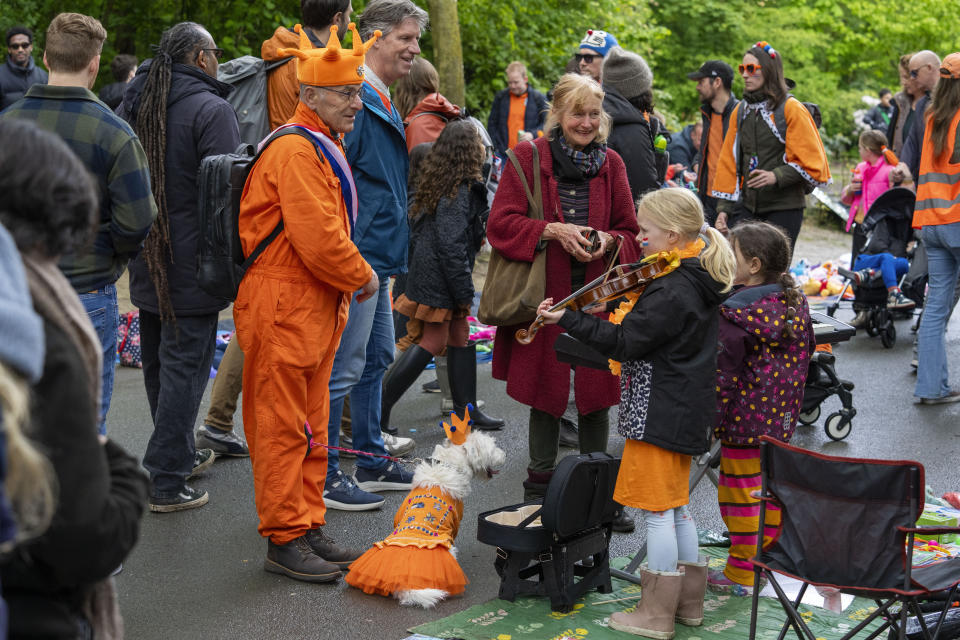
[914,109,960,229]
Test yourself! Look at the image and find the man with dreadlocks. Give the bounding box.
[118,22,240,512]
[234,23,380,583]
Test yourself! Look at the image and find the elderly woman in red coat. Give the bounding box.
[486,73,641,506]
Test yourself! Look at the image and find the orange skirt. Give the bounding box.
[344,544,468,596]
[395,294,468,323]
[613,439,691,512]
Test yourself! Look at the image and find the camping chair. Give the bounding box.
[748,437,960,640]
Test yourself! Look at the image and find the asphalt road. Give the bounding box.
[108,307,960,640]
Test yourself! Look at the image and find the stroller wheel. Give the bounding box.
[798,405,820,425]
[880,322,896,349]
[865,316,879,337]
[824,412,852,441]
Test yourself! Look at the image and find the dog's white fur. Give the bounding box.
[387,430,505,608]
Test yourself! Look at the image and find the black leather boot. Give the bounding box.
[381,344,435,435]
[447,344,504,430]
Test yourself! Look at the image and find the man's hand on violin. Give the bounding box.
[536,298,565,325]
[543,222,594,262]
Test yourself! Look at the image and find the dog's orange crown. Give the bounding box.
[441,404,473,446]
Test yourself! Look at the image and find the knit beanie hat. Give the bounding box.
[278,22,380,87]
[578,30,618,57]
[0,224,44,383]
[603,48,653,100]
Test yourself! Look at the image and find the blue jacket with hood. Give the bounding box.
[343,82,410,278]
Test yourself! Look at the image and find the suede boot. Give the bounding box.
[675,556,708,626]
[608,566,684,639]
[381,344,435,434]
[264,536,341,583]
[447,344,504,429]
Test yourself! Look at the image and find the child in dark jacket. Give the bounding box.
[710,221,815,595]
[537,188,735,639]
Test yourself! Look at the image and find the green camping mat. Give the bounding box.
[410,547,883,640]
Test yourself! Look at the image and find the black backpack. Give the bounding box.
[196,127,322,302]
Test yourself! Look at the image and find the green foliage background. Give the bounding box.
[3,0,958,156]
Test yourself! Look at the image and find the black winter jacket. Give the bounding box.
[1,320,149,638]
[487,86,548,160]
[405,182,487,310]
[602,86,660,203]
[118,61,240,316]
[0,56,47,111]
[559,259,726,455]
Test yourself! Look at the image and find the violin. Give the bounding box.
[515,255,670,345]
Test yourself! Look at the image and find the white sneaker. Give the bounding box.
[381,431,415,457]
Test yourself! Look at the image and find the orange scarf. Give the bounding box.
[607,238,705,375]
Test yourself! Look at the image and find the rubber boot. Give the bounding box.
[436,355,455,414]
[380,345,435,434]
[675,556,707,626]
[608,566,684,639]
[447,344,504,430]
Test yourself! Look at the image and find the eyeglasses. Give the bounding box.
[738,63,762,75]
[575,53,598,64]
[202,48,224,60]
[8,42,30,50]
[323,86,364,102]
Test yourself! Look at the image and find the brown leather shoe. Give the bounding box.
[264,536,341,583]
[305,527,364,570]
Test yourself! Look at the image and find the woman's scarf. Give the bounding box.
[558,132,607,178]
[607,238,706,375]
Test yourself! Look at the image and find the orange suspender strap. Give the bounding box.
[915,110,960,228]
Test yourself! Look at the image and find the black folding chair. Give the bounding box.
[749,437,960,640]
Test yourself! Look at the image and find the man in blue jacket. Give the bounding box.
[322,0,429,511]
[0,26,47,110]
[487,61,547,163]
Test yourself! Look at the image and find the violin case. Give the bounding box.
[476,452,620,611]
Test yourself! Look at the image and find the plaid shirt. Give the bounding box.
[2,84,156,292]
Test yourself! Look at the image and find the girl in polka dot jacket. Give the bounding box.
[710,221,815,596]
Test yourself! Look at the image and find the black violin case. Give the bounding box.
[476,452,620,612]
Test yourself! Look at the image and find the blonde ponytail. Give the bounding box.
[0,362,55,548]
[700,226,736,292]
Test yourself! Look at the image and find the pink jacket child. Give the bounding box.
[841,132,899,231]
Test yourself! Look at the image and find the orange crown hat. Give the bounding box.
[277,22,381,87]
[941,52,960,80]
[441,405,473,446]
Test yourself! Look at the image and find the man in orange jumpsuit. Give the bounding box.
[234,22,381,583]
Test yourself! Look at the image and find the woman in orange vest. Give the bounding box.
[913,52,960,405]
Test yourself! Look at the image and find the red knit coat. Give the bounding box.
[486,136,641,417]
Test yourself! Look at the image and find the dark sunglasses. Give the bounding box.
[738,63,762,75]
[575,53,598,64]
[202,48,224,60]
[8,42,30,50]
[909,67,924,78]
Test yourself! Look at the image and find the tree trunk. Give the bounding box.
[427,0,465,107]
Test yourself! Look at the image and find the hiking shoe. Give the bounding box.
[149,485,209,513]
[918,390,960,405]
[353,461,413,492]
[382,431,415,457]
[838,266,876,286]
[422,379,441,393]
[305,527,364,570]
[264,536,341,583]
[187,448,216,479]
[196,425,249,457]
[887,289,916,311]
[338,432,356,459]
[323,470,384,511]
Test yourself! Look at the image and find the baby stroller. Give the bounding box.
[827,187,916,348]
[798,312,857,440]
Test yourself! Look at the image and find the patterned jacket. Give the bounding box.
[376,486,464,550]
[715,284,815,444]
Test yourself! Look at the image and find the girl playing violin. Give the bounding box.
[536,188,735,639]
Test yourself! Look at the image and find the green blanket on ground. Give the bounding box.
[410,548,882,640]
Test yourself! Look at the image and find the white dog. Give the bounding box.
[345,406,505,607]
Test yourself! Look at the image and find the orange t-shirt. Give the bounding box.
[707,112,724,195]
[507,93,527,150]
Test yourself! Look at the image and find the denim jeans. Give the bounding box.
[326,279,395,478]
[915,221,960,399]
[853,253,909,290]
[140,310,219,493]
[78,284,118,436]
